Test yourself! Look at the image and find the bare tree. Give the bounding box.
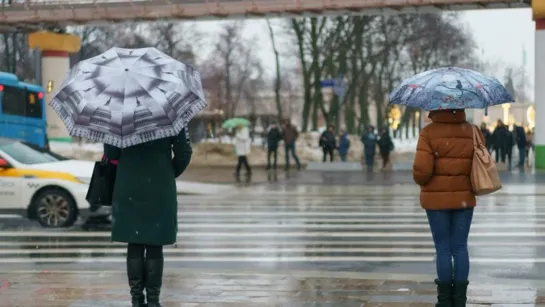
[202,22,264,118]
[148,22,202,65]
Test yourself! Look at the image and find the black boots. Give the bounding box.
[452,281,469,307]
[434,279,452,307]
[145,258,164,307]
[127,258,146,307]
[434,279,469,307]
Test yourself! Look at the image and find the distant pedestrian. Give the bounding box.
[492,120,509,164]
[234,126,252,176]
[377,127,394,169]
[338,129,350,162]
[361,126,378,170]
[282,120,301,170]
[513,123,527,167]
[413,109,478,307]
[319,125,336,162]
[505,128,515,170]
[480,123,492,152]
[266,123,282,170]
[526,129,534,166]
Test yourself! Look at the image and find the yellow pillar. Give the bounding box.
[28,32,81,142]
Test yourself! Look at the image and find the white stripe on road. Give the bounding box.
[178,210,545,218]
[3,240,545,247]
[175,217,545,223]
[0,231,543,237]
[2,256,545,264]
[0,247,437,254]
[0,214,23,219]
[174,223,544,229]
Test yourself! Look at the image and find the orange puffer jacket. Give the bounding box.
[413,109,482,210]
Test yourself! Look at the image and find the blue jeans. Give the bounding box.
[426,208,474,282]
[285,142,301,169]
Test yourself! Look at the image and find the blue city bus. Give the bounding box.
[0,72,47,148]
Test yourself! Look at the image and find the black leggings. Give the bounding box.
[127,243,163,259]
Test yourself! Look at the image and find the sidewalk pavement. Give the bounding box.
[1,269,544,306]
[176,180,236,195]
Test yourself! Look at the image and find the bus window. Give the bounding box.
[1,85,43,118]
[1,85,26,116]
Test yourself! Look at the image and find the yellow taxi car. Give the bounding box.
[0,137,96,227]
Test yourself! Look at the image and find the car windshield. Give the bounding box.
[0,141,58,165]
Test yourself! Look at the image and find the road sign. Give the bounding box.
[333,78,345,97]
[320,79,334,87]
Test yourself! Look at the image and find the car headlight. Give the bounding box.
[76,177,91,184]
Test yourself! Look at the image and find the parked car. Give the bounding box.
[0,137,105,227]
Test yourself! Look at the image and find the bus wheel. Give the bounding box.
[33,188,78,228]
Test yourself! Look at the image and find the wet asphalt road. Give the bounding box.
[2,171,545,284]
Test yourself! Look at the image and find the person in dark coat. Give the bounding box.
[104,128,192,307]
[480,123,492,152]
[492,120,509,163]
[338,129,350,162]
[361,125,378,170]
[505,128,515,170]
[377,127,394,169]
[513,123,527,167]
[319,125,336,162]
[266,123,283,170]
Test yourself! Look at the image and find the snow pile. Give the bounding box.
[50,133,417,167]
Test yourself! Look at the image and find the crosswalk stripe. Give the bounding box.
[0,231,543,237]
[173,223,545,229]
[2,240,544,247]
[1,191,544,265]
[3,257,545,264]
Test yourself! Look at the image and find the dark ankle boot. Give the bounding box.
[452,281,469,307]
[127,258,146,307]
[434,279,452,307]
[145,258,164,307]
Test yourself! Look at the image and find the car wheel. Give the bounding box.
[34,188,78,228]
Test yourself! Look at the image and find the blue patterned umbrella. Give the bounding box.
[389,67,513,112]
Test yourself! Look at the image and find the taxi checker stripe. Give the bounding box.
[27,182,40,188]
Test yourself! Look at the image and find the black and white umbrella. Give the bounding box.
[50,47,207,148]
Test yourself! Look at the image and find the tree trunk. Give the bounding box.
[266,20,283,123]
[292,19,313,131]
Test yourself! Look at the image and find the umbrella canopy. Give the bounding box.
[389,67,513,111]
[49,47,207,148]
[222,118,250,129]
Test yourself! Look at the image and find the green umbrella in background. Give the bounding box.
[222,118,250,129]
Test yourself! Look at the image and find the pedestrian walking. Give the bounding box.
[492,120,509,164]
[234,126,252,176]
[413,109,479,307]
[480,123,492,152]
[377,127,394,169]
[526,129,534,166]
[48,47,207,307]
[338,129,350,162]
[266,123,282,170]
[319,125,336,162]
[513,123,527,167]
[282,120,302,170]
[361,126,378,170]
